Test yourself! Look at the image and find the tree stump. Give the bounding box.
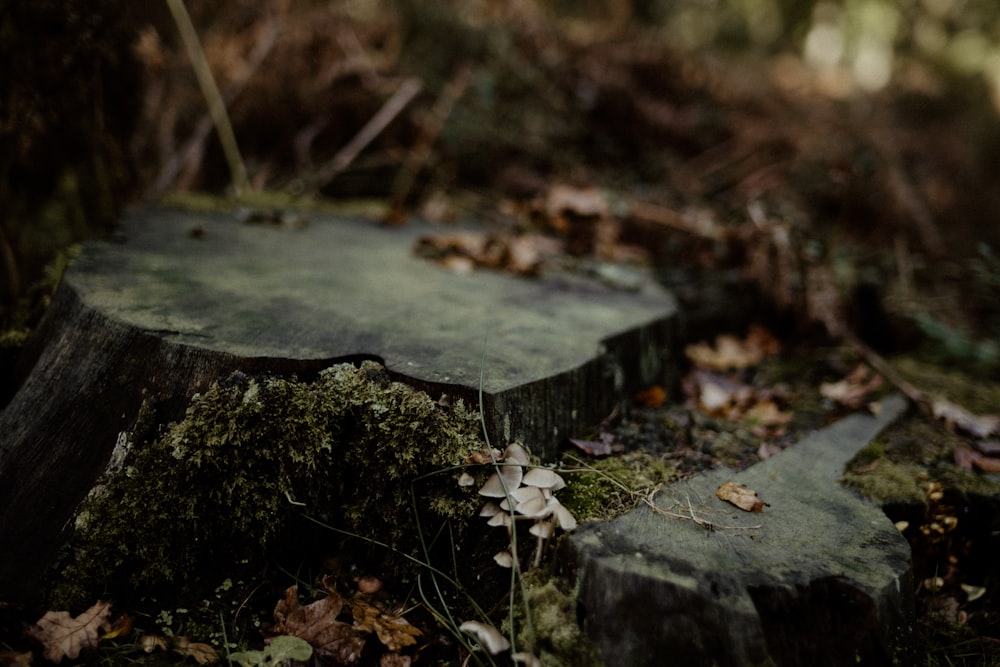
[563,395,915,666]
[0,206,677,603]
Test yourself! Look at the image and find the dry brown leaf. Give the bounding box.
[140,634,169,653]
[28,600,111,663]
[568,435,622,457]
[635,385,667,408]
[685,326,778,371]
[744,399,793,427]
[756,442,782,460]
[100,614,133,640]
[273,586,366,664]
[932,399,1000,438]
[716,482,769,512]
[973,454,1000,473]
[172,637,219,665]
[348,599,422,652]
[820,364,883,408]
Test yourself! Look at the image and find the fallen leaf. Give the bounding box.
[932,399,1000,438]
[635,385,666,408]
[272,586,366,664]
[28,600,111,663]
[100,614,133,641]
[953,446,1000,472]
[172,637,219,665]
[744,399,793,427]
[820,364,883,408]
[685,326,778,371]
[140,634,168,653]
[716,482,769,512]
[568,435,622,457]
[973,455,1000,473]
[348,598,421,652]
[756,442,782,460]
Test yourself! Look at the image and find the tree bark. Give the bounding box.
[0,206,678,603]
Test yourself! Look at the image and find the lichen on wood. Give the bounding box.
[49,360,484,609]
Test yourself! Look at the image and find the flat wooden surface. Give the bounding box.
[74,207,676,393]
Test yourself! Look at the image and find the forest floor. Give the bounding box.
[5,2,1000,665]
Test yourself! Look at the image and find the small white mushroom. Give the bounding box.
[478,463,523,497]
[515,495,548,517]
[551,501,578,531]
[479,502,502,518]
[458,471,476,487]
[503,442,531,466]
[522,467,564,490]
[529,520,554,539]
[493,550,514,568]
[487,511,511,528]
[512,652,543,667]
[459,621,511,655]
[511,486,544,504]
[499,496,518,512]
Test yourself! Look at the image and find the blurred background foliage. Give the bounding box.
[2,0,1000,371]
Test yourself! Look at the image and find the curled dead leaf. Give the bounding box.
[819,364,883,408]
[348,599,421,652]
[685,326,778,371]
[140,634,169,653]
[716,481,769,512]
[172,637,219,665]
[932,399,1000,438]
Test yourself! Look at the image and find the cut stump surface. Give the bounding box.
[0,206,677,602]
[565,394,914,667]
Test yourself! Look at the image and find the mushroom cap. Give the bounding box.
[493,550,514,568]
[503,442,531,466]
[487,511,511,527]
[522,467,565,490]
[479,502,502,518]
[551,500,578,531]
[458,471,476,487]
[478,464,523,497]
[459,621,511,655]
[515,495,548,517]
[512,652,543,667]
[510,485,544,504]
[529,520,555,539]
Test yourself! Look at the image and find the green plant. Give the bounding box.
[228,635,312,667]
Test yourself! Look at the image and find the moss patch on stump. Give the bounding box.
[50,361,484,610]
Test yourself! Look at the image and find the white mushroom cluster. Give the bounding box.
[473,442,577,569]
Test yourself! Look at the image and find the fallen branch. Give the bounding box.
[305,76,423,194]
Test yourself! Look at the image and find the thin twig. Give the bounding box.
[387,64,474,221]
[304,77,423,194]
[148,16,280,200]
[165,0,251,197]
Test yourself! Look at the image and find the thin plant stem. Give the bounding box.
[165,0,250,197]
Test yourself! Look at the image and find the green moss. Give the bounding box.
[512,571,603,667]
[841,459,928,506]
[49,361,483,610]
[559,452,677,523]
